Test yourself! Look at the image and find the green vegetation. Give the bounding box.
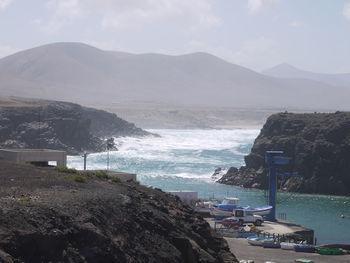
[73,175,87,183]
[95,170,108,179]
[55,167,78,174]
[18,197,32,202]
[133,180,140,185]
[58,168,114,183]
[111,176,122,184]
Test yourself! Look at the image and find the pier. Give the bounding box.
[205,218,350,262]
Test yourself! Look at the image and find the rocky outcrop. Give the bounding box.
[0,98,152,155]
[217,112,350,196]
[0,161,237,262]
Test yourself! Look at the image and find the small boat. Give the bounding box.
[209,197,240,219]
[247,205,273,216]
[294,244,315,253]
[295,259,314,263]
[210,196,272,219]
[263,242,281,248]
[247,237,273,246]
[217,197,240,211]
[194,199,219,213]
[316,247,343,255]
[280,242,297,250]
[237,232,256,238]
[210,206,234,220]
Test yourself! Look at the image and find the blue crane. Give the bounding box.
[265,151,300,221]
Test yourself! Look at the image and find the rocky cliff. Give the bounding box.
[0,161,236,263]
[0,98,151,155]
[218,112,350,196]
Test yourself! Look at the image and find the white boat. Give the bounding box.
[210,197,241,219]
[246,205,273,216]
[210,196,272,219]
[247,237,274,246]
[210,206,233,219]
[280,242,297,250]
[194,199,219,213]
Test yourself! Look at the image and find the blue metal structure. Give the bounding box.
[265,151,298,221]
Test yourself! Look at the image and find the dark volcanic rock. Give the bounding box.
[0,161,237,262]
[217,112,350,196]
[0,98,152,155]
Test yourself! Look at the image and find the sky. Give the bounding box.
[0,0,350,73]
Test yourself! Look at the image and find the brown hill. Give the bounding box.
[0,42,349,110]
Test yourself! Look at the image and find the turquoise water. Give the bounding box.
[67,129,350,244]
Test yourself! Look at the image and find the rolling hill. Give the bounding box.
[263,63,350,88]
[0,42,349,110]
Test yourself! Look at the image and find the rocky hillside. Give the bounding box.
[218,112,350,196]
[0,98,151,155]
[0,160,236,263]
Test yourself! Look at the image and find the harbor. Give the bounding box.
[206,218,350,263]
[67,129,350,245]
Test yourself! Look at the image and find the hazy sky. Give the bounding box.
[0,0,349,73]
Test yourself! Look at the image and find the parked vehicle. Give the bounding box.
[233,209,264,226]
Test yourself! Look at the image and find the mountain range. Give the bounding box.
[0,42,349,110]
[263,63,350,88]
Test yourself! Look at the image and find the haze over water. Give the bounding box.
[67,129,350,244]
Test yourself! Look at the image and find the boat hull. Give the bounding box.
[317,247,343,255]
[248,206,273,216]
[247,237,273,246]
[294,244,315,253]
[280,242,297,250]
[210,207,233,220]
[263,242,281,248]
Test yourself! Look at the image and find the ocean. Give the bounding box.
[67,129,350,244]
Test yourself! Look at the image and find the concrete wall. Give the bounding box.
[0,149,67,167]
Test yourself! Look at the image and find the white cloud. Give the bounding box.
[247,0,280,14]
[343,2,350,20]
[42,0,82,33]
[0,45,19,58]
[288,20,304,27]
[0,0,13,10]
[43,0,221,33]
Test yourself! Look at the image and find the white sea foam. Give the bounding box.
[67,129,259,179]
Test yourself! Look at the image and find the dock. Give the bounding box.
[205,218,350,263]
[206,218,314,244]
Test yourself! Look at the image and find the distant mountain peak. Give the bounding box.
[0,42,349,110]
[263,63,304,74]
[263,62,350,87]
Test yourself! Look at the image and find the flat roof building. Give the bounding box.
[0,149,67,167]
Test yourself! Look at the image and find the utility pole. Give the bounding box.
[106,138,114,171]
[83,153,88,170]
